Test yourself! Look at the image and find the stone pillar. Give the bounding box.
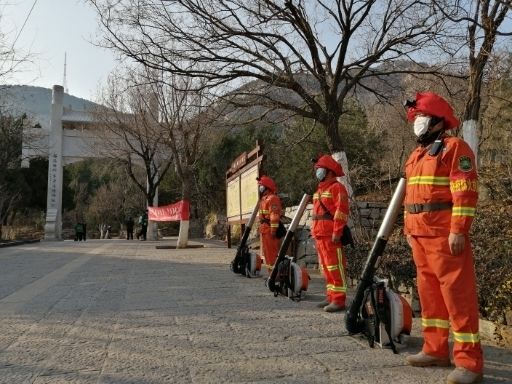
[44,85,64,240]
[147,183,159,241]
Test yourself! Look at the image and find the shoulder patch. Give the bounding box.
[458,156,473,172]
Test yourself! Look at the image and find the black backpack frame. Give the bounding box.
[360,279,398,354]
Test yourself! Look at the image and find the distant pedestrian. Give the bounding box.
[74,222,85,241]
[126,216,135,240]
[137,210,148,241]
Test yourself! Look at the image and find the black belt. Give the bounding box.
[405,202,453,214]
[260,218,270,224]
[312,213,333,221]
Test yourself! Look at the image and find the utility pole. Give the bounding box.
[63,52,68,94]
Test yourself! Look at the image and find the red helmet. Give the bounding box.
[314,155,344,177]
[406,92,460,130]
[257,175,277,193]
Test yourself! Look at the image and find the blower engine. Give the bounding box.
[230,202,260,277]
[272,255,310,300]
[266,194,311,300]
[360,277,412,351]
[245,251,263,278]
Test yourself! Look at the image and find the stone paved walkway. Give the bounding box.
[0,239,510,383]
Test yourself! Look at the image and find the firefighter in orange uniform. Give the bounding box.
[311,155,350,313]
[403,92,483,384]
[257,176,282,274]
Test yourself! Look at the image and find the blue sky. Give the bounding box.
[3,0,117,101]
[4,0,511,103]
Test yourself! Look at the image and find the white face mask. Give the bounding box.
[258,185,266,193]
[413,115,431,137]
[315,167,327,181]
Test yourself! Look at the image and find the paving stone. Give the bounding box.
[0,239,510,384]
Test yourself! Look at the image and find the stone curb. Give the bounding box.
[0,238,41,248]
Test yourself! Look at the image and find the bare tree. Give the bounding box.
[96,67,221,247]
[86,182,124,239]
[0,8,32,84]
[0,112,26,239]
[96,69,175,216]
[149,72,225,247]
[88,0,456,185]
[432,0,512,163]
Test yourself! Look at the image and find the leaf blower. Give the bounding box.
[266,194,311,300]
[345,178,412,353]
[230,202,262,277]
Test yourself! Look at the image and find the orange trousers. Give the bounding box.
[410,235,483,374]
[315,237,347,306]
[260,233,280,273]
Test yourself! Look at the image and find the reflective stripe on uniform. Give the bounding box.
[337,247,347,292]
[452,206,476,217]
[422,318,450,329]
[453,331,480,343]
[313,192,333,199]
[326,284,347,293]
[408,176,450,186]
[323,247,347,294]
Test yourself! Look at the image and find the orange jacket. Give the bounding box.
[404,135,478,236]
[311,178,349,238]
[258,192,282,235]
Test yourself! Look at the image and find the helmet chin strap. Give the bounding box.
[417,118,444,146]
[417,129,441,145]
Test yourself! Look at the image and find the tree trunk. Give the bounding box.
[462,60,485,166]
[324,113,343,153]
[176,172,192,249]
[323,113,358,224]
[331,151,360,231]
[331,151,353,200]
[147,185,159,241]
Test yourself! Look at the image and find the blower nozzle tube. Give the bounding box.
[345,178,406,334]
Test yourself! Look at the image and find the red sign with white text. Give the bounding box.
[148,200,190,222]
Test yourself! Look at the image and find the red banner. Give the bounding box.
[148,200,190,222]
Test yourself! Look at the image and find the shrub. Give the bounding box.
[346,225,416,292]
[472,202,512,324]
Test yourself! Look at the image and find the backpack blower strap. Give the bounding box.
[362,278,414,354]
[362,282,397,354]
[275,257,291,297]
